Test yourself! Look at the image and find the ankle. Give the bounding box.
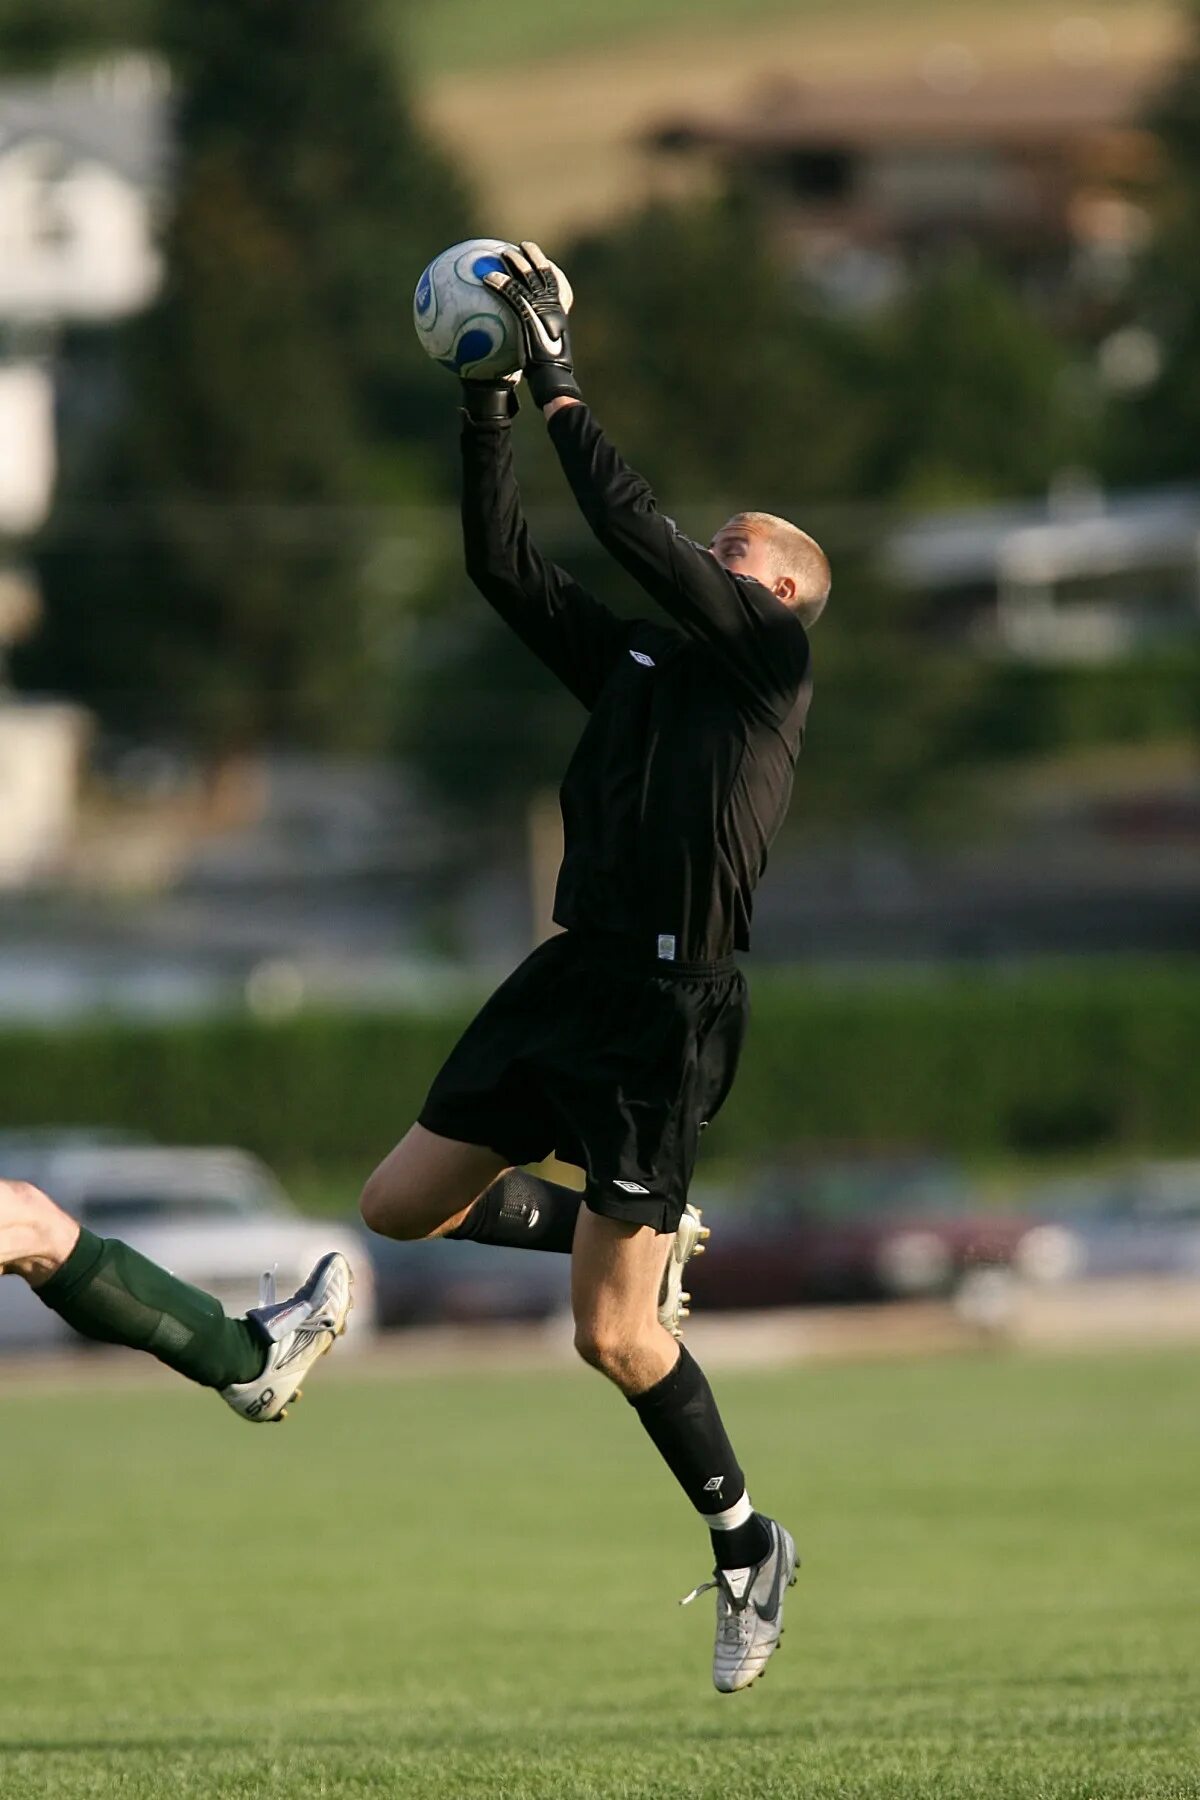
[710,1510,771,1572]
[0,1183,80,1287]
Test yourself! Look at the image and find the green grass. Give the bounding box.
[2,1350,1198,1797]
[400,0,1145,74]
[403,0,797,72]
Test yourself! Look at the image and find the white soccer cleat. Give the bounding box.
[220,1251,353,1424]
[681,1517,799,1694]
[657,1202,710,1339]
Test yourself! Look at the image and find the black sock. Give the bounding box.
[631,1346,770,1568]
[447,1170,582,1253]
[711,1513,772,1571]
[35,1227,266,1389]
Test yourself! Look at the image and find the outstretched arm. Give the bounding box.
[460,408,630,711]
[480,245,809,713]
[546,399,810,714]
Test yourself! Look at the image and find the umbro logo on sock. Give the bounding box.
[614,1179,650,1194]
[703,1475,725,1495]
[629,649,656,667]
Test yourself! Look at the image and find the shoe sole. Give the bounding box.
[276,1265,355,1423]
[658,1205,711,1339]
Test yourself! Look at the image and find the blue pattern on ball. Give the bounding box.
[471,254,506,282]
[415,266,434,315]
[452,327,496,370]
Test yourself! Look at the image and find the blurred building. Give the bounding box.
[647,60,1159,310]
[0,57,169,894]
[0,56,168,532]
[885,483,1200,661]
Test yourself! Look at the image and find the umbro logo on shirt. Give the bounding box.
[629,649,656,667]
[614,1179,650,1194]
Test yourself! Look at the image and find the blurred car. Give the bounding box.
[685,1157,1056,1310]
[0,1141,376,1351]
[366,1233,570,1329]
[1031,1161,1200,1280]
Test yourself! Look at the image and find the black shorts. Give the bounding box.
[419,931,748,1233]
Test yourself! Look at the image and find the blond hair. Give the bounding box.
[729,511,831,628]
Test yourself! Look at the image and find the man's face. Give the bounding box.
[709,518,778,591]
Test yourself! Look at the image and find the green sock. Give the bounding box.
[36,1228,267,1390]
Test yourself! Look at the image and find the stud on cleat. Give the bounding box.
[657,1204,710,1339]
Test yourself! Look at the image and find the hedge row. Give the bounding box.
[1,961,1197,1171]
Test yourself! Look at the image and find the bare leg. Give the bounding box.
[0,1181,81,1288]
[360,1123,509,1241]
[571,1203,773,1586]
[570,1208,677,1396]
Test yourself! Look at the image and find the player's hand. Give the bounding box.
[484,242,581,409]
[460,371,521,425]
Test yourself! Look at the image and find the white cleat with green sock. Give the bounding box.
[681,1516,799,1693]
[658,1202,710,1338]
[220,1251,353,1423]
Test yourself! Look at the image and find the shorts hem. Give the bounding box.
[583,1183,682,1235]
[416,1105,528,1169]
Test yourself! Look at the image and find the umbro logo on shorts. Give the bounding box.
[614,1179,650,1194]
[629,649,656,667]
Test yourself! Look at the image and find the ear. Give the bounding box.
[772,575,797,604]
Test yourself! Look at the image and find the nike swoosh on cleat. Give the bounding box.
[752,1529,790,1621]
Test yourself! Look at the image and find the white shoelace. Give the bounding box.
[679,1579,718,1607]
[679,1578,755,1647]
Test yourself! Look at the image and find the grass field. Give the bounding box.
[403,0,1168,76]
[2,1350,1198,1798]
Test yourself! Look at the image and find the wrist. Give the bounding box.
[527,365,582,410]
[543,396,582,421]
[460,381,519,425]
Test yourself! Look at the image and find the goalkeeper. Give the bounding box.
[360,245,830,1694]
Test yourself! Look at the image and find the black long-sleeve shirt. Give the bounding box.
[461,404,812,964]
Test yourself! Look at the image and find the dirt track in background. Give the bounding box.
[5,1280,1198,1394]
[420,2,1179,243]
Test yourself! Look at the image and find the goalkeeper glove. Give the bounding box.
[460,373,520,425]
[484,242,581,408]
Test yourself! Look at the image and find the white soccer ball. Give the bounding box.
[412,238,572,382]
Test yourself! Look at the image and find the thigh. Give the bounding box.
[554,967,749,1236]
[361,1123,509,1240]
[418,941,567,1169]
[570,1205,669,1336]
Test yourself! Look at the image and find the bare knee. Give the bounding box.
[359,1126,504,1241]
[359,1166,425,1241]
[574,1316,647,1390]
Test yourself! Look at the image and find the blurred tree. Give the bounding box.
[20,0,470,749]
[1103,3,1200,485]
[869,252,1085,504]
[0,0,155,63]
[562,193,882,507]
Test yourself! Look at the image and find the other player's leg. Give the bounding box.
[0,1178,351,1422]
[570,1206,798,1693]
